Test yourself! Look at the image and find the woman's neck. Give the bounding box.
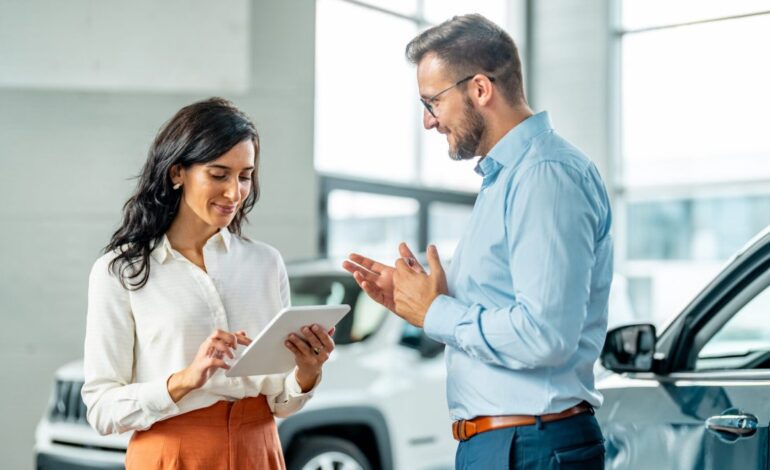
[165,204,220,252]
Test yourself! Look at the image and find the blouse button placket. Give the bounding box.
[185,244,228,332]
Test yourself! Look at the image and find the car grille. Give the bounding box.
[50,380,88,424]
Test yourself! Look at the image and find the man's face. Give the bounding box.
[417,54,486,161]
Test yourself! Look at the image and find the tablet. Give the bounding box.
[225,305,351,377]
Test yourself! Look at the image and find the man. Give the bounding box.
[343,14,611,469]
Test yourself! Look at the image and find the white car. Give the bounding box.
[34,259,457,470]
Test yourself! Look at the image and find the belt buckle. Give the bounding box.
[454,419,477,441]
[453,419,467,441]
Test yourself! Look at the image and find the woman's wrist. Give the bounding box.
[295,367,320,393]
[167,369,194,403]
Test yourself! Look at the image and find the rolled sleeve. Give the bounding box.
[268,368,322,418]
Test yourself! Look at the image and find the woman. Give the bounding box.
[82,97,333,469]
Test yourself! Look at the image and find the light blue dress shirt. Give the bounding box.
[424,111,613,420]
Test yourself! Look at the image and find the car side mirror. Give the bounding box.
[601,323,656,373]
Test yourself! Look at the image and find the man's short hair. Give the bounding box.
[406,14,525,106]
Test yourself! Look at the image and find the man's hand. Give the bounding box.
[343,243,425,313]
[393,244,448,327]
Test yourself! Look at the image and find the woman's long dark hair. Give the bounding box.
[106,97,260,290]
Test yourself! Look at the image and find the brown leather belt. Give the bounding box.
[452,402,593,441]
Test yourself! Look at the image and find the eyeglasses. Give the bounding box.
[420,75,496,118]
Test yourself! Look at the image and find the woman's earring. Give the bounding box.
[173,183,182,190]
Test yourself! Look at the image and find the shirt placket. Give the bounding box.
[199,243,228,332]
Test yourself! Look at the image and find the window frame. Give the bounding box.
[318,174,476,256]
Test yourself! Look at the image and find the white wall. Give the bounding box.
[528,0,613,182]
[0,1,316,468]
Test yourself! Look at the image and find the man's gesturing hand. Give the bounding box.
[393,244,448,327]
[343,242,425,313]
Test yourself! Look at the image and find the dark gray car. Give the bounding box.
[599,226,770,469]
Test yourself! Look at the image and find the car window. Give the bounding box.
[350,291,389,341]
[290,274,387,345]
[696,280,770,370]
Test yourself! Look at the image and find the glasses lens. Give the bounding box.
[421,99,435,118]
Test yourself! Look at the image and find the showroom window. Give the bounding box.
[315,0,513,258]
[617,1,770,326]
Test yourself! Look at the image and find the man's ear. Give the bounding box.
[471,74,495,107]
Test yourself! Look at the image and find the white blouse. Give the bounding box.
[82,229,317,435]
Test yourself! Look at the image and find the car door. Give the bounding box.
[599,233,770,469]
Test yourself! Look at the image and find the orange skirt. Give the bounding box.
[125,395,285,470]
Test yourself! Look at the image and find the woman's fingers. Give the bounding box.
[308,324,335,352]
[302,325,325,352]
[210,329,237,348]
[286,334,312,357]
[205,357,230,370]
[235,330,252,346]
[207,339,235,359]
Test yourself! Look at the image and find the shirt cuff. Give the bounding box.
[284,368,322,400]
[139,376,180,416]
[423,294,468,348]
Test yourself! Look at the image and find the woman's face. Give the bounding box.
[172,139,256,230]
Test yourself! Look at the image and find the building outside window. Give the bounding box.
[617,0,770,326]
[315,0,513,258]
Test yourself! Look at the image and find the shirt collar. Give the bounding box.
[217,228,232,251]
[150,228,232,264]
[485,111,553,170]
[150,236,173,264]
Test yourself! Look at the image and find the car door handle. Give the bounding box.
[705,413,758,437]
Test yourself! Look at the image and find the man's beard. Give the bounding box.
[448,97,486,161]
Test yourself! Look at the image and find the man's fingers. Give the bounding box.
[346,253,385,274]
[349,265,380,285]
[398,242,416,258]
[399,242,425,273]
[361,281,389,308]
[427,244,444,275]
[360,280,382,299]
[394,257,417,277]
[342,259,374,276]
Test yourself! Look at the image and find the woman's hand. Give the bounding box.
[285,324,336,392]
[167,329,252,402]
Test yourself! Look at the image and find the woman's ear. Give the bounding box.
[169,164,183,186]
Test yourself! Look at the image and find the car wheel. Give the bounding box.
[287,436,372,470]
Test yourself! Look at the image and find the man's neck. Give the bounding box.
[478,104,535,157]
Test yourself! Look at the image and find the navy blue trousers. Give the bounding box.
[455,411,605,469]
